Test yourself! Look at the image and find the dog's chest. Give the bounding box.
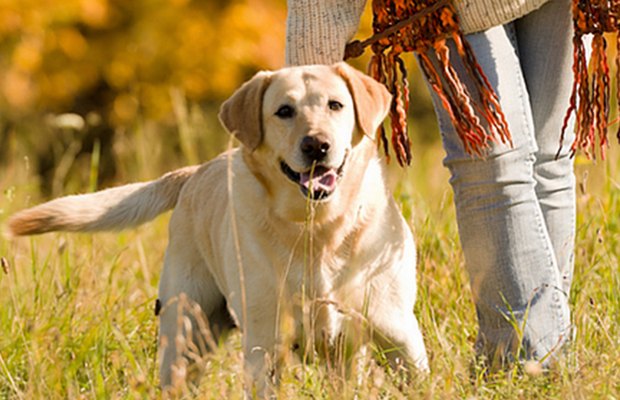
[285,254,369,351]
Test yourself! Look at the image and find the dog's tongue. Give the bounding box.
[300,166,337,193]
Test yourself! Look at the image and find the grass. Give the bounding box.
[0,109,619,399]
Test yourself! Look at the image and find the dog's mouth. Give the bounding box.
[280,156,346,201]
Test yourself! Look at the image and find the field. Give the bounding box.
[1,102,619,400]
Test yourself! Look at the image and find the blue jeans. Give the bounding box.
[425,0,577,366]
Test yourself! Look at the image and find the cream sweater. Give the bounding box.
[285,0,551,65]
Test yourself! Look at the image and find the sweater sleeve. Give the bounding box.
[455,0,550,34]
[285,0,367,66]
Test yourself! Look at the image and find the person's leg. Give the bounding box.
[423,20,570,367]
[516,0,577,296]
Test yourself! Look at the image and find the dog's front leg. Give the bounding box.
[374,313,429,373]
[158,294,206,393]
[231,300,280,399]
[365,275,428,373]
[157,246,228,395]
[367,233,429,374]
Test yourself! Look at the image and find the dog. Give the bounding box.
[6,62,428,395]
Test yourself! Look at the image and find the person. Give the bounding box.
[285,0,582,370]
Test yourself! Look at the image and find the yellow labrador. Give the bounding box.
[7,62,428,394]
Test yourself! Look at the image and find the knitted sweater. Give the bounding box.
[285,0,551,66]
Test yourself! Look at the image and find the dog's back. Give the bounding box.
[6,165,199,236]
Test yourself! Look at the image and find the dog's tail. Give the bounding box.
[6,166,199,237]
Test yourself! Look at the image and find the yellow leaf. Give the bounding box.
[13,39,42,72]
[56,28,88,60]
[80,0,109,28]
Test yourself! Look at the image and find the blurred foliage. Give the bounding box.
[0,0,288,195]
[0,0,286,119]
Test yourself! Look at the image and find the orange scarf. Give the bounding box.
[345,0,620,165]
[563,0,620,160]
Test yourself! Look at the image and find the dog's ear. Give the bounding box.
[334,62,391,139]
[219,70,273,151]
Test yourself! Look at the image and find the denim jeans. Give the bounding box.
[424,0,577,366]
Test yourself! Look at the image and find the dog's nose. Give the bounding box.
[301,135,331,161]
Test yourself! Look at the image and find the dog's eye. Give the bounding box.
[275,105,294,119]
[328,100,343,111]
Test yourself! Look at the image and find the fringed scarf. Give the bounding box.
[346,0,511,165]
[345,0,620,165]
[562,0,620,160]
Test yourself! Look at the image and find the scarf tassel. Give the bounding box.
[366,0,511,165]
[563,0,620,160]
[353,0,620,165]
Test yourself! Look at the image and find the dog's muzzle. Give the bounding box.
[280,155,346,201]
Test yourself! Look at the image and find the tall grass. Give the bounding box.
[0,101,619,399]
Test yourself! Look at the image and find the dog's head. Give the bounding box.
[219,62,391,206]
